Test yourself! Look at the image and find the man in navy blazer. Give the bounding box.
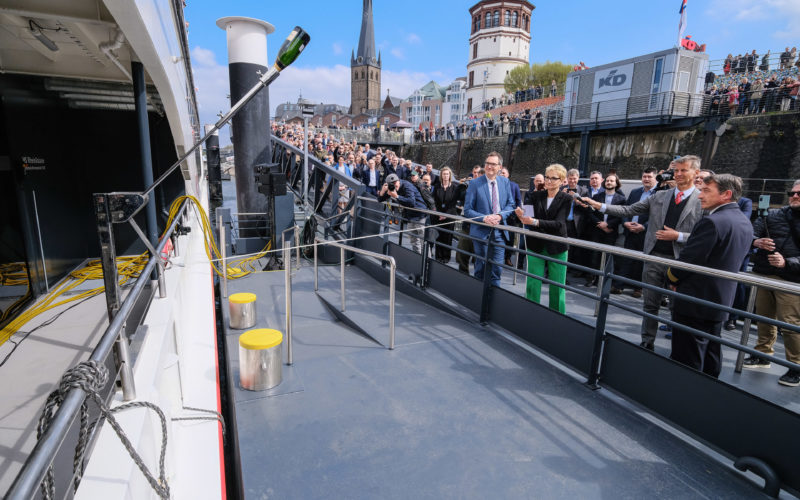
[618,168,658,295]
[463,152,515,286]
[666,174,754,378]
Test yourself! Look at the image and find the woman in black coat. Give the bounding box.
[432,166,460,263]
[515,163,572,314]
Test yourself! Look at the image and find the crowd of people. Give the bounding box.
[709,47,800,115]
[272,122,799,387]
[411,108,548,143]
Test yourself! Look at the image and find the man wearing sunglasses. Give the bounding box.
[743,180,800,387]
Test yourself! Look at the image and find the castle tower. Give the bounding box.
[350,0,381,114]
[465,1,534,114]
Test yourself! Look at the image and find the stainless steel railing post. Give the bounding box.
[594,252,606,317]
[218,214,228,298]
[735,285,759,373]
[340,247,346,311]
[295,226,301,270]
[156,262,167,298]
[314,239,319,291]
[389,261,396,350]
[284,240,293,365]
[512,232,520,286]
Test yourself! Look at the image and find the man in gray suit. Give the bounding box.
[581,155,704,350]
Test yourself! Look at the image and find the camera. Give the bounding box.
[387,182,396,192]
[656,170,674,183]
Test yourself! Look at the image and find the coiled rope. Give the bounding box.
[36,360,170,499]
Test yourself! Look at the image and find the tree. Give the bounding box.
[504,61,574,93]
[504,64,535,93]
[530,61,573,87]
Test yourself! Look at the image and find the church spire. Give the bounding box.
[352,0,379,67]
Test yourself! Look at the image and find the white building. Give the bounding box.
[443,78,468,123]
[465,1,534,113]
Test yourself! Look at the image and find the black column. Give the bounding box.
[132,61,159,274]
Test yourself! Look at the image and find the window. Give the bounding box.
[473,43,478,59]
[650,57,664,110]
[505,10,511,26]
[512,11,518,27]
[485,13,490,28]
[469,71,474,87]
[467,97,473,111]
[474,17,479,33]
[493,11,499,27]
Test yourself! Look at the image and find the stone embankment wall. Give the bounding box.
[400,113,800,188]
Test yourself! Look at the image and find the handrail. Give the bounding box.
[358,196,800,374]
[359,195,800,295]
[313,237,397,349]
[6,200,189,500]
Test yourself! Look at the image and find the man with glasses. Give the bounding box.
[580,156,704,350]
[743,180,800,387]
[463,152,515,287]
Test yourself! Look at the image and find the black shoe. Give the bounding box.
[610,287,622,294]
[778,369,800,387]
[724,320,736,331]
[585,277,598,287]
[631,289,642,299]
[639,341,654,351]
[742,356,771,370]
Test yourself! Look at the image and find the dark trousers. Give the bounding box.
[456,224,474,273]
[565,220,585,271]
[434,217,455,262]
[671,311,723,378]
[728,255,751,322]
[617,231,645,289]
[587,228,617,270]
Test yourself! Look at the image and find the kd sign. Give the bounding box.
[598,70,626,88]
[681,36,706,53]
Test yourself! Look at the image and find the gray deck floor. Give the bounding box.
[223,262,769,499]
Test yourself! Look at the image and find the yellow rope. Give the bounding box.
[0,195,269,346]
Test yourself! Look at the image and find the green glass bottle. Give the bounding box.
[275,27,311,71]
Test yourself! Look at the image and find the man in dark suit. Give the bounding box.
[617,168,658,296]
[666,174,753,377]
[581,156,705,350]
[463,152,515,287]
[500,167,522,266]
[562,169,589,270]
[725,195,753,329]
[585,174,626,286]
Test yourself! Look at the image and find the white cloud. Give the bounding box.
[332,42,343,55]
[709,0,800,38]
[390,48,405,59]
[190,46,231,144]
[405,33,421,44]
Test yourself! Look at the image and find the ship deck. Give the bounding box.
[221,259,774,498]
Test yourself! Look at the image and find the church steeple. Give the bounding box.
[350,0,381,114]
[351,0,379,68]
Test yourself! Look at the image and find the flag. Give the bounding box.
[677,0,687,45]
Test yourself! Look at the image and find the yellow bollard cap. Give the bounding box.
[239,329,283,350]
[229,292,257,304]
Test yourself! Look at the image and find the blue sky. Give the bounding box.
[185,0,800,144]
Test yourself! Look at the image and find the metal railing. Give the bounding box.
[313,237,397,349]
[6,200,189,499]
[355,196,800,375]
